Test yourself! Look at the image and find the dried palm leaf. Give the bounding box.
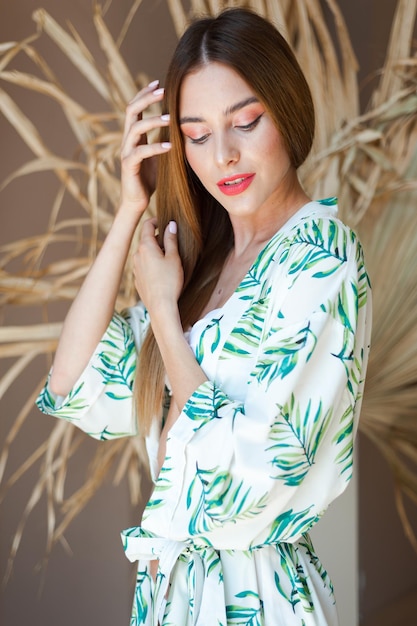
[32,9,111,101]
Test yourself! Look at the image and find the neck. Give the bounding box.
[229,174,310,259]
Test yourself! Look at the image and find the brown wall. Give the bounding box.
[1,1,416,625]
[339,1,417,620]
[0,2,176,624]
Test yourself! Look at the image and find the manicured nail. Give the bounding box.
[169,221,177,234]
[161,142,172,149]
[161,114,170,122]
[153,87,164,96]
[148,79,159,89]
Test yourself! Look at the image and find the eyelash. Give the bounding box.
[189,113,263,145]
[190,134,210,145]
[238,113,263,131]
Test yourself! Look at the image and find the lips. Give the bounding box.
[217,173,255,196]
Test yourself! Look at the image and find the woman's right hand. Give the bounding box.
[119,80,171,220]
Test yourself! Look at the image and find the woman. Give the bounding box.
[37,7,371,626]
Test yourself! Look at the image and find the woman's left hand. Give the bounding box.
[134,218,207,411]
[133,219,184,317]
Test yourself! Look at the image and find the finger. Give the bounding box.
[121,114,170,158]
[124,82,161,125]
[129,79,159,106]
[163,221,179,256]
[124,84,165,135]
[140,218,159,240]
[135,219,162,263]
[121,142,171,173]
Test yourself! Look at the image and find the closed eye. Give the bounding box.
[188,133,210,145]
[184,112,264,144]
[236,113,264,131]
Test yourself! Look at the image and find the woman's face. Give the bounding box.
[179,62,294,223]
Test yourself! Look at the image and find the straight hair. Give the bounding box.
[135,7,315,434]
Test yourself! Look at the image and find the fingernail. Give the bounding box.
[148,79,159,89]
[169,221,177,234]
[153,87,165,96]
[161,142,172,149]
[161,114,170,122]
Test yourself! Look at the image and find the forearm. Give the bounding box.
[50,208,139,397]
[151,305,207,411]
[50,81,171,397]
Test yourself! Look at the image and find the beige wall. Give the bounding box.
[1,2,416,625]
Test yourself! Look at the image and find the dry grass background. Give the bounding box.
[1,0,417,578]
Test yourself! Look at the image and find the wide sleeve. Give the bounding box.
[36,303,149,440]
[142,221,372,549]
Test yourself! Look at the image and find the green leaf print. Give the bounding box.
[183,383,230,431]
[131,568,150,625]
[82,424,135,440]
[237,268,262,292]
[356,242,370,308]
[226,591,264,626]
[226,606,263,625]
[252,323,317,387]
[331,327,355,377]
[332,404,355,479]
[298,534,334,594]
[321,280,359,333]
[142,462,174,518]
[93,314,136,399]
[285,219,348,282]
[36,380,89,420]
[204,547,221,577]
[317,196,337,206]
[262,506,320,545]
[274,541,322,614]
[235,590,259,600]
[236,236,278,295]
[222,296,269,359]
[268,394,333,486]
[332,340,366,479]
[187,464,268,534]
[337,282,355,332]
[153,462,174,492]
[195,316,223,364]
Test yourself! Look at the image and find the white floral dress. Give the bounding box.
[37,199,372,626]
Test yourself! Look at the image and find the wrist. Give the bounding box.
[117,199,147,224]
[111,204,143,236]
[151,299,181,325]
[150,301,183,339]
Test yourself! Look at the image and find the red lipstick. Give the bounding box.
[217,173,255,196]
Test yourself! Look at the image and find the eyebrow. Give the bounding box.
[179,96,260,125]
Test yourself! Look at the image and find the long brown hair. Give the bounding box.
[135,7,315,433]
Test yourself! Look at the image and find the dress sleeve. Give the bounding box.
[143,223,372,548]
[36,303,149,440]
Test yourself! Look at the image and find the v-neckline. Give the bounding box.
[191,200,320,330]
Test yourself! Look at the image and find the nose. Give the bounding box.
[214,132,239,167]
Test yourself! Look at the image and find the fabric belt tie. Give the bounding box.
[121,527,222,626]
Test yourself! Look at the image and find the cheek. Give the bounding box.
[185,147,207,181]
[259,123,290,164]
